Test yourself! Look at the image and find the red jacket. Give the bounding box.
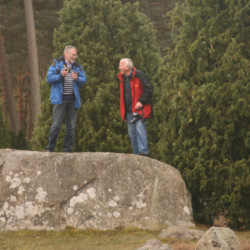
[118,67,153,121]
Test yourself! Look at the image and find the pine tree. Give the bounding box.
[32,0,161,153]
[24,0,41,129]
[156,0,250,229]
[0,28,20,134]
[0,0,63,137]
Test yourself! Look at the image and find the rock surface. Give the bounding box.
[159,225,204,241]
[0,149,194,231]
[196,227,241,250]
[137,239,172,250]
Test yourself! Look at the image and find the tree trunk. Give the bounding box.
[24,0,41,130]
[0,29,20,134]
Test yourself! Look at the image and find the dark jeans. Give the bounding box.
[46,100,78,152]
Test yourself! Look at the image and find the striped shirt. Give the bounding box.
[63,70,74,95]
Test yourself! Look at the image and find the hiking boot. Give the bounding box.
[139,151,149,157]
[42,148,52,152]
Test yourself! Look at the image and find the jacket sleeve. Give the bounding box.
[75,66,87,87]
[46,62,63,85]
[137,70,153,105]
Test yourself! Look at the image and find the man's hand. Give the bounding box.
[135,102,143,110]
[61,68,68,77]
[72,71,78,80]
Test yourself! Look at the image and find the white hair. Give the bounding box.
[120,58,134,69]
[64,45,77,54]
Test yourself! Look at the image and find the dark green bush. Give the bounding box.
[155,0,250,229]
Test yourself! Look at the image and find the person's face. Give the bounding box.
[65,48,77,64]
[119,60,130,76]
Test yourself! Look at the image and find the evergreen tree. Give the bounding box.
[32,0,161,153]
[0,104,11,148]
[31,80,53,150]
[156,0,250,229]
[0,101,28,149]
[10,130,29,150]
[122,0,184,50]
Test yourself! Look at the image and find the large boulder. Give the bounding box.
[196,227,240,250]
[0,149,194,231]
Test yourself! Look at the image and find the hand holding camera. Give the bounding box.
[130,102,143,123]
[61,67,70,77]
[130,112,141,123]
[61,67,78,80]
[72,71,78,80]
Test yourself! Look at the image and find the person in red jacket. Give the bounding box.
[118,58,153,155]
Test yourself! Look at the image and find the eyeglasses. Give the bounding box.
[68,51,77,57]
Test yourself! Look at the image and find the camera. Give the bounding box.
[130,112,141,123]
[64,66,72,72]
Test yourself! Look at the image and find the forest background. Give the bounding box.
[0,0,249,230]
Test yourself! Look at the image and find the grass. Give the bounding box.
[0,226,249,250]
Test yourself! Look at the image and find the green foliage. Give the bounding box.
[0,0,63,78]
[31,80,53,150]
[122,0,184,49]
[32,0,160,153]
[10,130,30,150]
[31,79,66,152]
[0,105,11,148]
[0,0,63,137]
[155,0,250,229]
[29,0,249,230]
[0,97,28,150]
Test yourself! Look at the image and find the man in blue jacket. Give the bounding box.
[45,45,87,152]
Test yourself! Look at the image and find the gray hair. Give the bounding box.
[120,58,134,69]
[64,45,77,54]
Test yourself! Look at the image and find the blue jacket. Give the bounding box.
[47,56,87,108]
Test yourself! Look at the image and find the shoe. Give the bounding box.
[139,152,149,157]
[42,148,52,152]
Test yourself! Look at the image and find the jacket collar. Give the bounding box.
[56,55,79,67]
[118,67,137,80]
